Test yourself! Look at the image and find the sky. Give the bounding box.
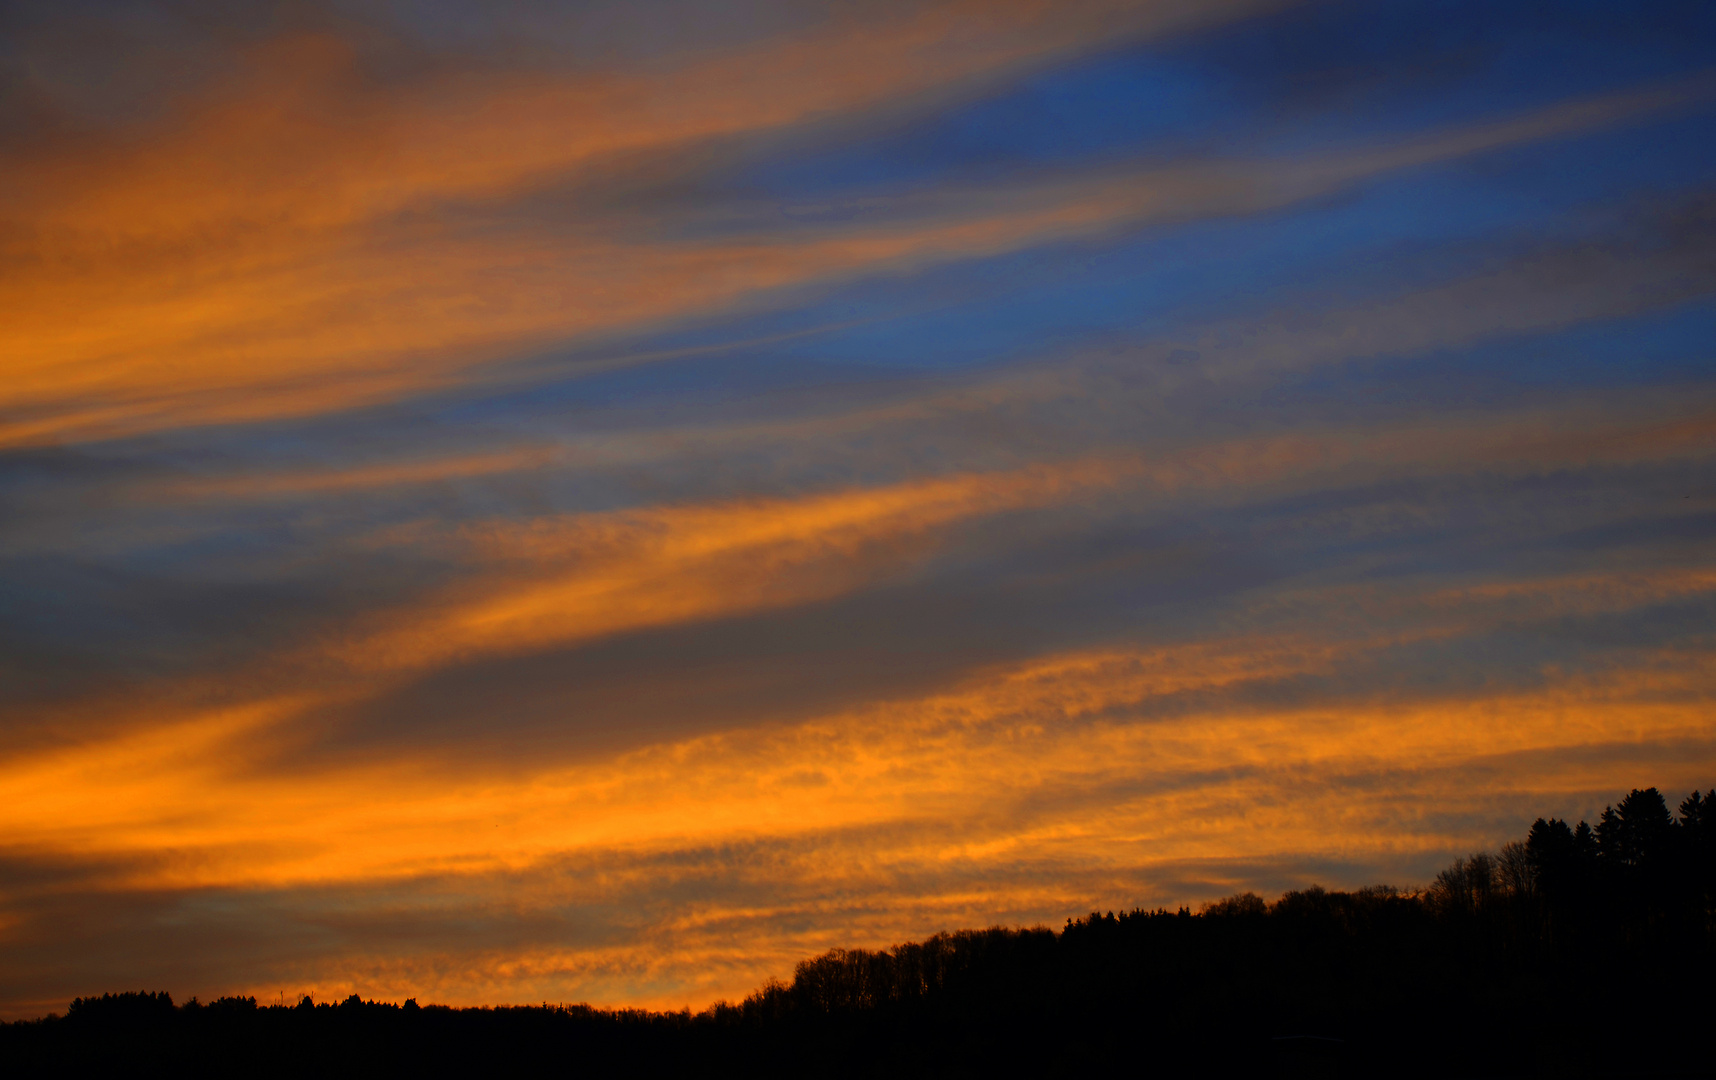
[1,0,1713,1017]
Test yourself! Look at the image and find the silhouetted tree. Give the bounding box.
[1200,891,1266,917]
[6,784,1712,1077]
[1596,788,1675,868]
[1678,789,1715,888]
[67,991,176,1022]
[1427,851,1495,915]
[1496,840,1533,897]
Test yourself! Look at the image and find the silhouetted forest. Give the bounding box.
[6,786,1712,1077]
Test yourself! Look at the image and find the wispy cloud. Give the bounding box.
[3,55,1704,446]
[4,586,1711,1007]
[3,0,1714,1020]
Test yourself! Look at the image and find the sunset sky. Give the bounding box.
[2,0,1714,1018]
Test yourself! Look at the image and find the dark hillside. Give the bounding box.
[6,786,1712,1077]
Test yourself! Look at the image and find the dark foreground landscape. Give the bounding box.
[6,786,1712,1077]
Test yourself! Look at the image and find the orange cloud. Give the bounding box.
[5,1,1714,1023]
[3,50,1699,447]
[4,387,1712,1012]
[0,535,1709,1009]
[331,459,1125,672]
[4,558,1711,891]
[11,1,1260,243]
[254,398,1715,673]
[0,0,1271,440]
[2,590,1712,1011]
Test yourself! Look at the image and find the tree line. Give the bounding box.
[5,785,1712,1076]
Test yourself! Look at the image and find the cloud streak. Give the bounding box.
[3,49,1704,445]
[3,0,1714,1020]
